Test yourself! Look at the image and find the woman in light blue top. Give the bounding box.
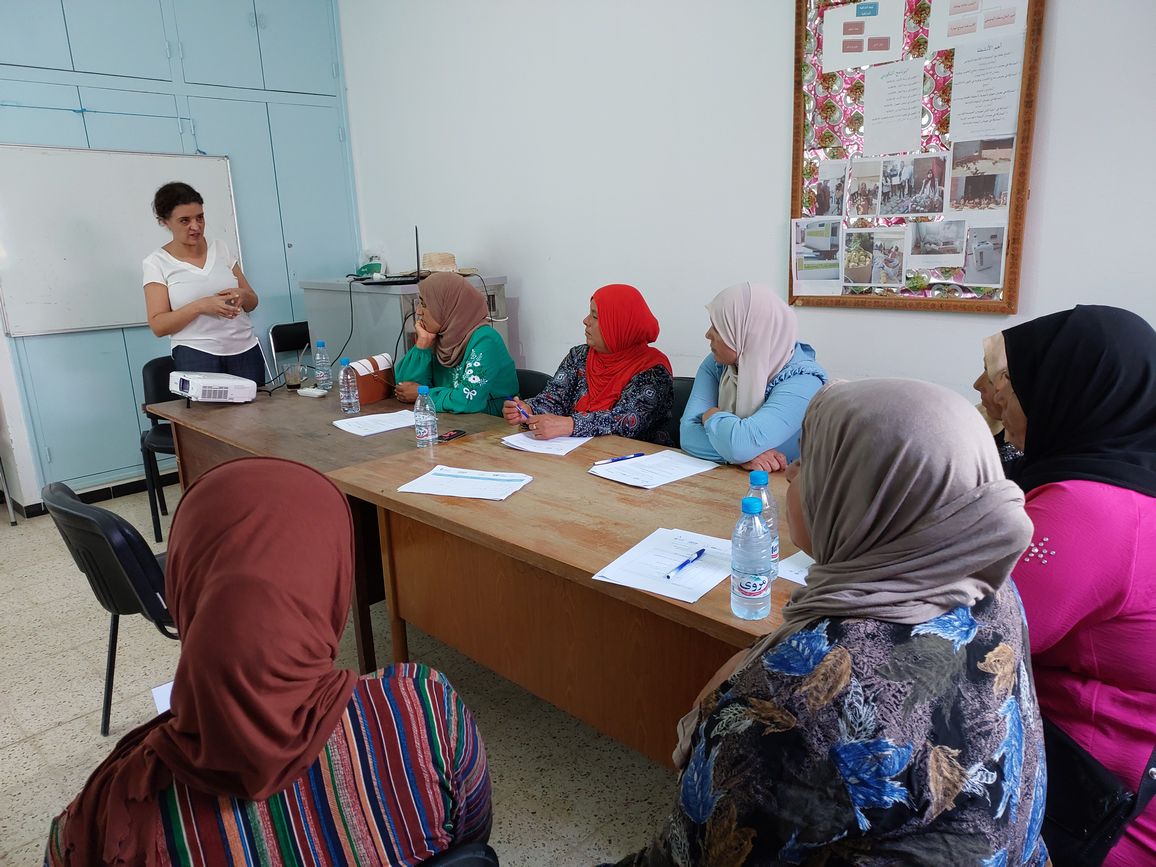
[680,282,826,471]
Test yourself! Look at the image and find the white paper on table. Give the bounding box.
[349,352,393,376]
[863,59,925,157]
[500,431,592,456]
[777,551,816,587]
[398,465,532,501]
[594,528,732,604]
[588,450,718,489]
[152,681,174,714]
[332,410,415,436]
[927,0,1028,54]
[950,36,1024,141]
[907,219,968,269]
[820,0,905,73]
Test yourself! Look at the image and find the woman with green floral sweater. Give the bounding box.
[393,272,517,415]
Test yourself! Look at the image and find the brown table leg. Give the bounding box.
[377,507,409,663]
[348,497,383,674]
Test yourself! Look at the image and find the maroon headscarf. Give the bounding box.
[53,458,357,864]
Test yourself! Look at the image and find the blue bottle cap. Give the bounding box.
[741,496,763,515]
[418,385,429,395]
[339,357,350,365]
[315,340,326,347]
[749,470,769,486]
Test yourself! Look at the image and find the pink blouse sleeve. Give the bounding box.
[1013,482,1136,654]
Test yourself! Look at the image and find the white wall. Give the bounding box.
[338,0,1155,395]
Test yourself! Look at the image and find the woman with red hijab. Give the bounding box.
[503,284,674,442]
[46,458,491,866]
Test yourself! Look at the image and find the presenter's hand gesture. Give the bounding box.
[414,320,437,350]
[395,381,419,403]
[198,290,241,319]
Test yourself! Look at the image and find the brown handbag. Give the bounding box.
[352,356,394,405]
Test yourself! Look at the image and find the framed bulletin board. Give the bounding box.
[788,0,1045,314]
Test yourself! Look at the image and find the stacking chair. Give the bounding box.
[666,375,696,448]
[515,368,551,401]
[141,356,176,542]
[270,321,312,368]
[42,482,178,736]
[0,453,16,526]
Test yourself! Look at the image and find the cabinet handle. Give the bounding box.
[248,11,257,28]
[257,13,268,29]
[287,243,294,249]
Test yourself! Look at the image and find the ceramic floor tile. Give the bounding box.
[0,737,68,857]
[0,837,49,865]
[1,638,111,740]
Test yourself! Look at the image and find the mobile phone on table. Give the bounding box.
[437,429,467,442]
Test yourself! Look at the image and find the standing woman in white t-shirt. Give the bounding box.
[143,182,265,385]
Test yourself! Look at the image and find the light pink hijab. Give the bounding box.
[707,282,798,418]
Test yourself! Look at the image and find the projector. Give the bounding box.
[169,371,257,403]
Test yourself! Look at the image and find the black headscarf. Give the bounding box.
[1002,304,1156,497]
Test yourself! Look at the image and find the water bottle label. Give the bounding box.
[770,538,780,559]
[734,574,769,597]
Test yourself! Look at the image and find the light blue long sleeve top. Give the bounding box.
[679,343,827,464]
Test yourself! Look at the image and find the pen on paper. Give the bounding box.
[507,396,530,421]
[666,547,707,580]
[592,453,645,466]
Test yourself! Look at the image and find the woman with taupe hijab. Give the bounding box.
[615,379,1048,866]
[393,272,518,414]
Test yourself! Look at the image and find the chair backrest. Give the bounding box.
[515,368,551,401]
[42,482,177,638]
[420,843,500,866]
[142,356,176,426]
[666,375,696,448]
[270,321,311,358]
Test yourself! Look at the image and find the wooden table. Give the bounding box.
[151,391,799,766]
[149,391,507,671]
[331,429,797,765]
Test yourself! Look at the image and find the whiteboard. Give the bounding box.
[0,146,240,336]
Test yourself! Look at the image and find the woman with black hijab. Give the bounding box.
[984,305,1156,865]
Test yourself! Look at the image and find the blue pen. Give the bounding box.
[506,396,530,421]
[666,547,707,580]
[592,452,645,466]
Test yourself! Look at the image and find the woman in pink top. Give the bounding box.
[985,305,1156,865]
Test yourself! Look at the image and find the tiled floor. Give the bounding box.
[0,490,675,865]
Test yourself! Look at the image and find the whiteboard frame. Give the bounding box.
[0,145,242,337]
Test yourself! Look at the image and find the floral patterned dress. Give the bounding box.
[528,345,673,442]
[615,583,1049,866]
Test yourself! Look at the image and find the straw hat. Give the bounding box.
[421,252,478,276]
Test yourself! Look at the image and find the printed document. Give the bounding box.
[500,431,591,456]
[398,465,532,501]
[333,410,414,436]
[588,450,717,489]
[777,550,816,586]
[594,528,732,604]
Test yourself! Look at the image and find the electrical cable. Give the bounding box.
[331,275,358,366]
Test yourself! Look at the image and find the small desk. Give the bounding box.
[331,430,796,765]
[149,391,507,672]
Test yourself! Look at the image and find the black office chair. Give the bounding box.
[666,375,696,448]
[421,843,500,866]
[515,368,551,400]
[42,482,178,736]
[270,321,312,366]
[141,356,176,543]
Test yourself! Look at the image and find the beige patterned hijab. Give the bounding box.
[674,378,1032,767]
[708,283,798,418]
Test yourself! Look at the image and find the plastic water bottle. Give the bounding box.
[731,496,776,620]
[745,470,779,539]
[414,385,438,448]
[338,358,360,414]
[312,340,333,391]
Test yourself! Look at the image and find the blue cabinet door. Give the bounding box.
[0,81,87,147]
[172,0,264,89]
[188,96,293,350]
[254,0,337,95]
[62,0,171,80]
[81,91,183,153]
[0,0,72,70]
[17,330,142,485]
[267,103,357,316]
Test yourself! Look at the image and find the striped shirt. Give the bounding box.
[46,664,491,866]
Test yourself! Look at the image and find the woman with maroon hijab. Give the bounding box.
[46,458,491,866]
[502,283,674,442]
